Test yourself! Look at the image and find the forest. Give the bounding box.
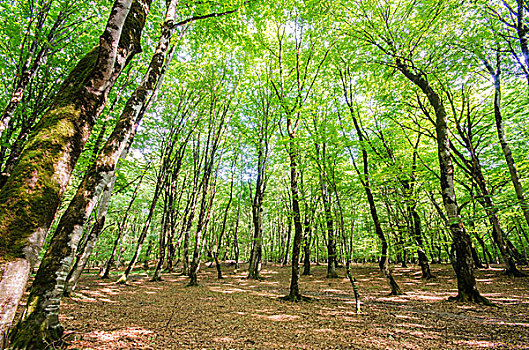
[0,0,528,348]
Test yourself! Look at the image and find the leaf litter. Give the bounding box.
[59,263,529,349]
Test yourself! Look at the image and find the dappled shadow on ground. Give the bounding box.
[61,263,529,349]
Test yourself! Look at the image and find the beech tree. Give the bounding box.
[0,0,151,344]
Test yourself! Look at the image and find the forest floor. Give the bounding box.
[58,263,529,349]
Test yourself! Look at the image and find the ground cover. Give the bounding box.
[58,263,528,349]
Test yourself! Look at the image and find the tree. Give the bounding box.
[267,15,330,300]
[244,71,277,280]
[0,0,150,344]
[339,66,403,295]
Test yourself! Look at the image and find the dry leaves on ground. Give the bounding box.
[60,263,529,349]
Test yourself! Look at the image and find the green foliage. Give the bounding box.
[5,0,529,269]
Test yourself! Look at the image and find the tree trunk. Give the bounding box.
[449,108,523,275]
[320,155,338,278]
[101,168,146,279]
[233,188,242,272]
[396,60,488,303]
[165,173,183,273]
[64,176,117,294]
[151,187,170,281]
[248,148,265,280]
[117,162,166,284]
[143,239,153,270]
[485,57,529,258]
[471,229,490,268]
[409,205,434,279]
[16,0,177,315]
[188,178,216,286]
[340,68,402,295]
[514,0,529,85]
[283,118,305,300]
[189,107,227,286]
[282,213,292,267]
[215,168,234,279]
[302,211,313,276]
[1,1,149,345]
[478,183,522,275]
[152,144,187,281]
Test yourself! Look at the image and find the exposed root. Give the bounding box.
[448,292,493,306]
[279,294,311,302]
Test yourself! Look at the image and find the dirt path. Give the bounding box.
[60,263,529,349]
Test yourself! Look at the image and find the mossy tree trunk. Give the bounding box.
[7,1,182,345]
[0,0,149,346]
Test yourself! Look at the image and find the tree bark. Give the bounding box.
[151,185,170,281]
[484,56,529,244]
[282,213,292,267]
[319,144,338,278]
[0,0,149,345]
[188,175,217,286]
[409,205,434,278]
[101,167,146,279]
[8,4,179,343]
[64,176,116,295]
[248,148,266,279]
[284,118,305,300]
[117,159,167,284]
[152,142,187,281]
[143,239,153,269]
[340,69,402,295]
[396,59,489,303]
[302,203,315,276]
[188,100,227,286]
[215,169,234,279]
[233,188,242,272]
